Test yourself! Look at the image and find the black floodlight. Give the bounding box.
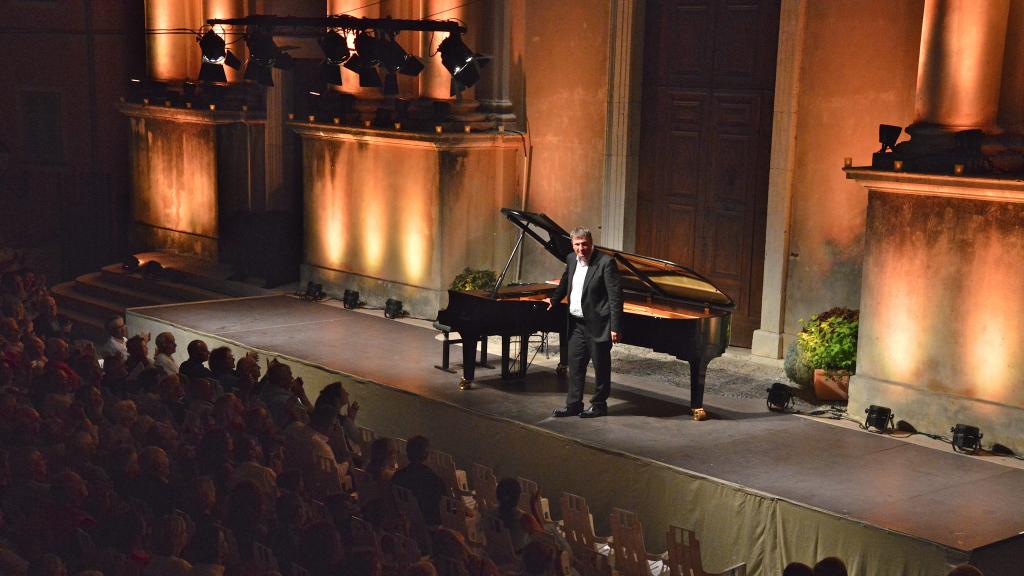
[380,35,424,76]
[384,298,404,319]
[353,31,382,66]
[878,124,902,153]
[766,382,794,411]
[244,28,280,86]
[343,289,360,310]
[951,423,983,454]
[198,30,240,82]
[439,34,489,91]
[320,31,350,65]
[864,405,894,433]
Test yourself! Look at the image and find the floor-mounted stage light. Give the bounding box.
[384,298,404,319]
[198,30,241,82]
[951,424,983,454]
[766,382,794,411]
[864,405,894,433]
[438,33,490,94]
[878,124,902,153]
[343,289,360,310]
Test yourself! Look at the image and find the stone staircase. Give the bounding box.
[51,251,282,342]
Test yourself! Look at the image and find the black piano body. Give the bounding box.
[435,208,734,418]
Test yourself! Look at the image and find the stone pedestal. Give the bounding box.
[847,168,1024,453]
[122,102,266,260]
[293,122,521,318]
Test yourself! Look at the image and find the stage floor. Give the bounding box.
[129,295,1024,574]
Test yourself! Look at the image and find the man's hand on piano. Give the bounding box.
[543,297,553,310]
[611,331,620,344]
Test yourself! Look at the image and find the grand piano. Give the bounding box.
[435,208,734,420]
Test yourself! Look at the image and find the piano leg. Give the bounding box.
[688,357,710,421]
[458,331,479,389]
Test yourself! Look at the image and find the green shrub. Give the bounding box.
[797,307,859,373]
[450,267,498,292]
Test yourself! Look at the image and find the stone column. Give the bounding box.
[998,0,1024,132]
[476,0,515,124]
[145,0,201,81]
[910,0,1011,136]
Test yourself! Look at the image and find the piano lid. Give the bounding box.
[501,208,735,309]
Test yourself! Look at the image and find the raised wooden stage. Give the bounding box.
[127,295,1024,575]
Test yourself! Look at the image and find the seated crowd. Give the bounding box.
[0,264,987,576]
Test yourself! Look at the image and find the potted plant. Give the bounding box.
[797,307,859,401]
[450,267,498,292]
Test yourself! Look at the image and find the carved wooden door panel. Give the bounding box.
[637,0,779,347]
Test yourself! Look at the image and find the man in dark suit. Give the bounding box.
[544,227,623,418]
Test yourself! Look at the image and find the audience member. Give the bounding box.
[179,340,214,383]
[125,335,153,382]
[812,557,848,576]
[392,435,446,527]
[208,346,239,392]
[95,316,128,360]
[947,566,984,576]
[783,562,814,576]
[492,478,545,553]
[153,332,177,375]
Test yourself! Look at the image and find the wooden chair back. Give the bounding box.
[352,466,380,503]
[350,514,380,553]
[560,492,605,558]
[393,484,432,554]
[428,449,468,494]
[665,525,746,576]
[394,437,409,468]
[481,514,519,569]
[439,494,470,542]
[517,476,553,523]
[576,546,613,576]
[470,463,498,510]
[610,508,652,576]
[357,426,376,461]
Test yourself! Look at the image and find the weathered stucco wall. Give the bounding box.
[511,0,612,281]
[299,128,520,316]
[128,114,220,258]
[783,0,923,337]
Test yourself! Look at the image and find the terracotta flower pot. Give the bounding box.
[813,369,850,401]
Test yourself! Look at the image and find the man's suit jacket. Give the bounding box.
[550,250,624,343]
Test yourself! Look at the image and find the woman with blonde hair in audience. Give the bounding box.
[144,513,192,576]
[367,437,399,484]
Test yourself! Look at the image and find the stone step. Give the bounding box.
[99,264,227,303]
[132,251,275,298]
[52,282,125,323]
[73,272,176,308]
[59,307,108,343]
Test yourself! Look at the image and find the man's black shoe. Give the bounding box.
[579,405,608,418]
[553,405,583,417]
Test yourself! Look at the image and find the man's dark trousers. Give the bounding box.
[566,315,612,409]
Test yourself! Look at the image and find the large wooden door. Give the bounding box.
[636,0,779,347]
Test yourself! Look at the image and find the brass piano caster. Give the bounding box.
[556,364,568,379]
[459,378,474,390]
[691,407,708,421]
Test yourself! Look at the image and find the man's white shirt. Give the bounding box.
[569,257,589,318]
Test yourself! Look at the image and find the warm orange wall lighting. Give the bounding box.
[132,119,218,239]
[865,238,927,385]
[306,138,438,287]
[962,231,1022,404]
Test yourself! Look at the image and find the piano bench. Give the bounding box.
[433,322,491,373]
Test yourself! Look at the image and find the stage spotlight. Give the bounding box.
[382,72,399,96]
[878,124,902,153]
[951,423,983,454]
[438,33,490,92]
[319,31,349,86]
[244,28,290,86]
[384,298,404,319]
[343,289,360,310]
[766,382,794,411]
[343,54,383,88]
[380,35,423,76]
[198,30,241,83]
[864,405,894,433]
[353,31,382,66]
